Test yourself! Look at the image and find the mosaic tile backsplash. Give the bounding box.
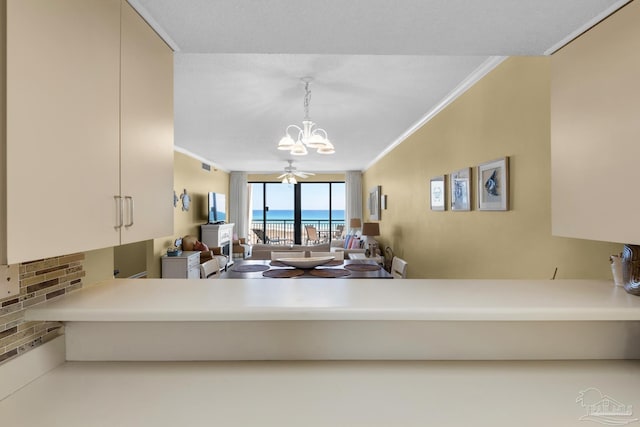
[0,253,85,365]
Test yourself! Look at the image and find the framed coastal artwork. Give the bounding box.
[430,176,446,211]
[369,186,381,220]
[477,157,509,211]
[450,168,471,211]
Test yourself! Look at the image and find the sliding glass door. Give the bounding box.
[250,182,345,245]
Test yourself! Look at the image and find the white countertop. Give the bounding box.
[24,278,640,322]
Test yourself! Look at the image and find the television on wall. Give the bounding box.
[207,192,226,223]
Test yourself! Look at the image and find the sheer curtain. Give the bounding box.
[345,171,362,225]
[229,171,248,239]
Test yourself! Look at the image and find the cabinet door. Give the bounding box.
[120,1,174,245]
[6,0,121,263]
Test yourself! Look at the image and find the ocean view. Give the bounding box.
[252,209,345,221]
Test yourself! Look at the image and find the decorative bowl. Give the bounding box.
[276,256,335,269]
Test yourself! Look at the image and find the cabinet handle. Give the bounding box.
[124,196,134,228]
[114,196,123,229]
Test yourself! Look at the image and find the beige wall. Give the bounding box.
[363,57,621,279]
[113,241,146,278]
[148,151,229,277]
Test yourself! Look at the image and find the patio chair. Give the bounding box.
[334,225,345,239]
[252,229,286,244]
[304,225,320,244]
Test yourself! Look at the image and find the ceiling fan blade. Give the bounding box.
[276,173,287,178]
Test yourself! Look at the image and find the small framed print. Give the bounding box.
[430,176,446,211]
[450,168,471,211]
[369,185,381,220]
[477,157,509,211]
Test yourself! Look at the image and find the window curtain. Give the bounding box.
[229,171,248,239]
[345,171,362,226]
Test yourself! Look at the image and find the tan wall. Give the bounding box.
[113,241,146,278]
[148,151,229,277]
[83,247,114,285]
[363,57,621,279]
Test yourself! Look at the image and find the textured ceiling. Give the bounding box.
[129,0,629,173]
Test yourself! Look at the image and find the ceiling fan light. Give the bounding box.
[282,174,297,184]
[277,135,295,150]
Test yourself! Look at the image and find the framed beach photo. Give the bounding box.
[430,176,446,211]
[477,157,509,211]
[369,186,381,220]
[450,168,471,211]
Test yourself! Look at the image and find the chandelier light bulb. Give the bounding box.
[277,135,295,150]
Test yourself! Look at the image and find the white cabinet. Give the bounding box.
[161,252,201,279]
[4,0,173,263]
[119,2,173,245]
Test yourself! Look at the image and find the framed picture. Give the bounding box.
[369,186,381,220]
[477,157,509,211]
[430,176,446,211]
[450,168,471,211]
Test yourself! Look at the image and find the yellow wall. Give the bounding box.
[363,57,621,279]
[148,151,229,277]
[113,240,146,278]
[83,247,115,286]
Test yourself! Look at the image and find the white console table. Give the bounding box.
[161,251,201,279]
[201,223,234,268]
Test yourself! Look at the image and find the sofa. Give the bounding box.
[329,238,381,256]
[247,243,331,260]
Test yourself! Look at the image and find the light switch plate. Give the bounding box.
[0,265,20,299]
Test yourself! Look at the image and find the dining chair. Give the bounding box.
[391,256,408,279]
[200,258,221,279]
[310,251,343,260]
[270,251,305,260]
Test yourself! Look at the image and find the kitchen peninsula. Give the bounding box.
[24,278,640,361]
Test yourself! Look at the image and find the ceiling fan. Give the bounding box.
[277,160,315,184]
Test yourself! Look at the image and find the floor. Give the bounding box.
[1,360,639,427]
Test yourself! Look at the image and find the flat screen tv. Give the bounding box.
[207,192,226,223]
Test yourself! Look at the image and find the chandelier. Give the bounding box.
[277,77,335,155]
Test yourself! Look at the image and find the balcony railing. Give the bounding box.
[249,220,345,245]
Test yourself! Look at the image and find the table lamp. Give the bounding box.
[361,222,380,257]
[349,218,361,235]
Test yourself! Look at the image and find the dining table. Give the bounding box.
[221,258,394,279]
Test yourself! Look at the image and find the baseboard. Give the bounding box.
[0,335,65,400]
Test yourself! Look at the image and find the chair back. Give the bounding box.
[391,256,408,279]
[200,258,221,279]
[271,251,305,260]
[334,225,345,239]
[310,251,343,260]
[252,229,267,243]
[305,225,319,244]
